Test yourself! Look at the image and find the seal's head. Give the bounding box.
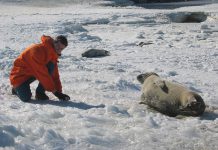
[179,93,206,116]
[137,72,159,84]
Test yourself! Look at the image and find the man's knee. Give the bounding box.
[14,84,32,102]
[16,90,32,102]
[19,96,31,102]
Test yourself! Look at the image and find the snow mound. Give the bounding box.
[0,131,14,147]
[107,105,130,117]
[42,129,68,149]
[168,12,208,23]
[106,78,140,91]
[0,125,23,147]
[54,23,88,34]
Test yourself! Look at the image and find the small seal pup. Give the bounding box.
[82,49,111,58]
[137,72,206,117]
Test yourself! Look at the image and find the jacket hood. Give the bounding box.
[41,35,54,47]
[41,35,59,59]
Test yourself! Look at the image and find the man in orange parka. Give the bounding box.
[10,35,70,102]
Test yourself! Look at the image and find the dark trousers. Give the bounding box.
[14,61,54,102]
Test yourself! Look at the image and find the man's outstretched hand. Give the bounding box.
[54,91,70,101]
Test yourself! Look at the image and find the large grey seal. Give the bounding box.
[82,49,111,58]
[137,72,206,117]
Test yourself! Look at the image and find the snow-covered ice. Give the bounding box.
[0,0,218,149]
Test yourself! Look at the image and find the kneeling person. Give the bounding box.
[10,35,70,102]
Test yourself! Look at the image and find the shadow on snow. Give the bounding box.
[28,100,105,110]
[199,111,218,121]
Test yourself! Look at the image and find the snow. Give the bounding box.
[0,0,218,149]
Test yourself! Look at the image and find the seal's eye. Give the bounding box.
[187,101,201,110]
[191,102,201,109]
[187,103,192,108]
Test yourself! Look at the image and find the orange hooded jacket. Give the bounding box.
[10,35,62,92]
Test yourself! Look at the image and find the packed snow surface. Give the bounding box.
[0,0,218,149]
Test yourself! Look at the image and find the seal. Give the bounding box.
[81,49,111,58]
[137,72,206,117]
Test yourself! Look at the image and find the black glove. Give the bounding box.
[54,91,70,101]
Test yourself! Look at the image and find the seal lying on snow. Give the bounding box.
[137,72,206,117]
[82,49,111,58]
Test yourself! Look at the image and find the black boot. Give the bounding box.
[12,88,17,95]
[35,92,49,100]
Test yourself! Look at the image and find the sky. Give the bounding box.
[0,0,218,149]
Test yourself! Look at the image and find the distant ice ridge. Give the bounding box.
[0,0,134,7]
